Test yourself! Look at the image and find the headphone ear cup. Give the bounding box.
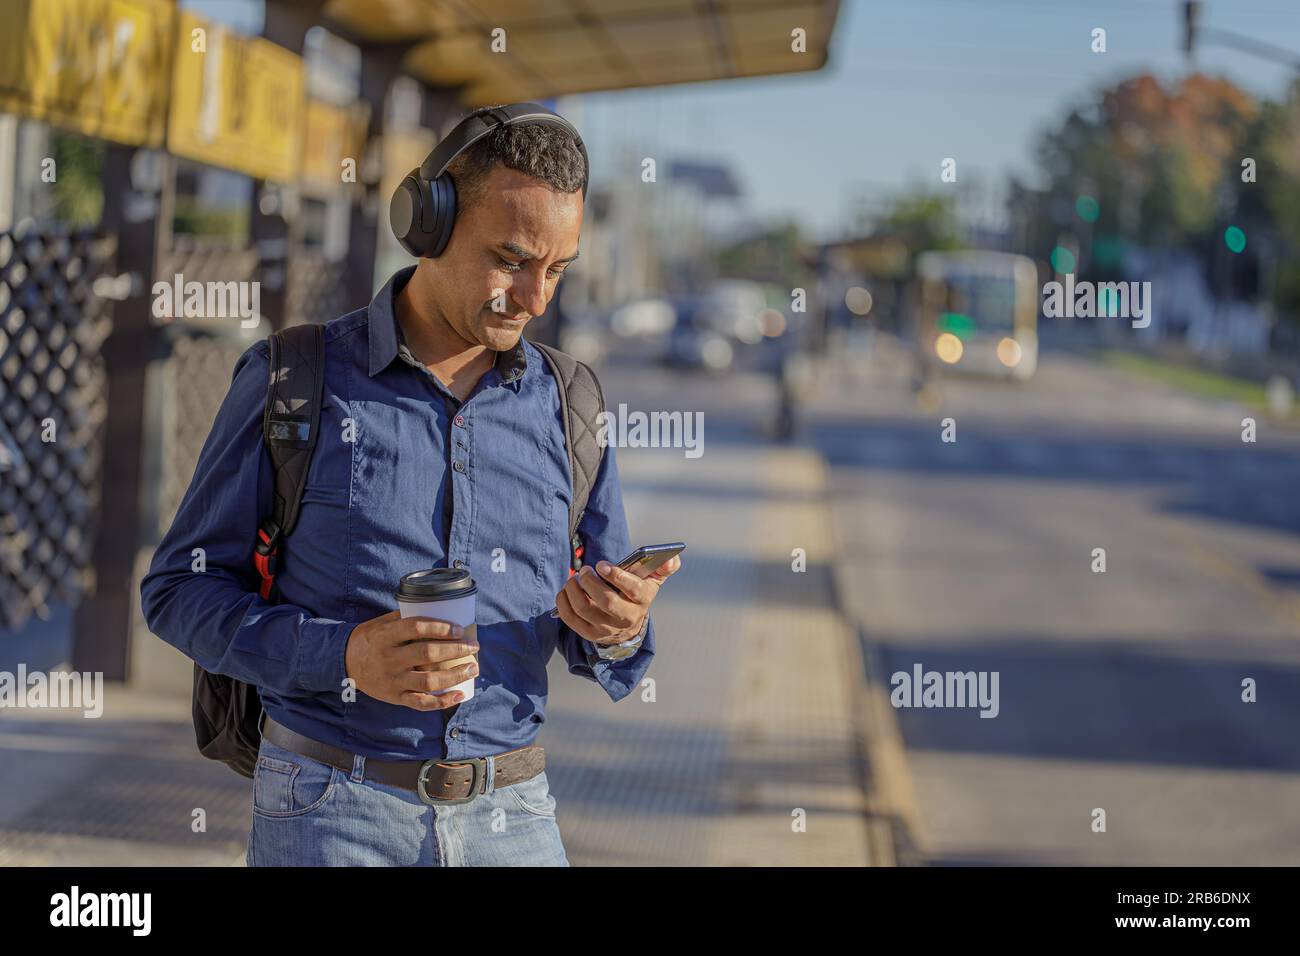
[390,172,433,258]
[425,174,458,259]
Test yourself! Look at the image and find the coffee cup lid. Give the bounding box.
[396,567,478,601]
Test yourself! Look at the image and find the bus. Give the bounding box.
[912,251,1040,381]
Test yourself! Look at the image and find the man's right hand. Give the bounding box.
[344,610,480,711]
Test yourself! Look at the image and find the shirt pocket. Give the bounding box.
[279,411,353,600]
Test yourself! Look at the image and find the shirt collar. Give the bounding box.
[367,264,528,384]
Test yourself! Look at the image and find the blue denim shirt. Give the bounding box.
[141,266,655,760]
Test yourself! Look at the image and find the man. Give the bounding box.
[141,105,680,866]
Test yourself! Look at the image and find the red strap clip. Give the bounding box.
[567,542,585,579]
[254,523,281,600]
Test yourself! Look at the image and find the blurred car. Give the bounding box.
[661,296,735,373]
[697,279,767,345]
[558,319,608,366]
[609,297,677,338]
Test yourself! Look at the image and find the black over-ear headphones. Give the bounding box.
[389,102,590,259]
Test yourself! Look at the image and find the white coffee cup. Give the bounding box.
[395,568,478,701]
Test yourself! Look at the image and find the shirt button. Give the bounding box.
[453,460,465,473]
[449,728,460,738]
[454,415,465,428]
[452,559,464,569]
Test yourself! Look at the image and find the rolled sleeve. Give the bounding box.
[554,441,655,701]
[139,340,353,697]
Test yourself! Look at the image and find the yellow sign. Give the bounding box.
[300,98,369,194]
[0,0,173,148]
[383,129,438,198]
[167,11,305,182]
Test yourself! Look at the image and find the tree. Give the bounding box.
[1035,73,1257,250]
[48,131,104,227]
[1239,78,1300,324]
[879,193,962,256]
[715,221,816,291]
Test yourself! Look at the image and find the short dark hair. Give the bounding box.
[445,105,588,214]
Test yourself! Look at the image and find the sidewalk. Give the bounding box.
[542,366,875,864]
[0,687,248,866]
[0,361,881,867]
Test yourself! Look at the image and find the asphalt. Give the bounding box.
[807,328,1300,865]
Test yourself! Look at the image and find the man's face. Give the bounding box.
[428,164,584,351]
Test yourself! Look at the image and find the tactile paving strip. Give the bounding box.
[0,712,250,866]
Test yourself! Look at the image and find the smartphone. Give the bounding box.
[548,542,685,618]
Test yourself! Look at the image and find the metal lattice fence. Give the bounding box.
[0,224,116,631]
[154,240,260,316]
[151,243,346,532]
[151,239,264,537]
[286,250,348,327]
[155,332,256,536]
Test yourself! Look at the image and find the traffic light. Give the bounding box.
[1183,0,1201,56]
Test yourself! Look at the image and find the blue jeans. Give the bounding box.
[246,737,569,866]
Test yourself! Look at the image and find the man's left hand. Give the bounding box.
[555,555,682,646]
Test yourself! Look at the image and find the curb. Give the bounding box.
[810,418,925,867]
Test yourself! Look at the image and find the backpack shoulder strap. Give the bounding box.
[532,341,607,559]
[254,323,326,600]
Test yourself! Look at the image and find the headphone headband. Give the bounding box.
[418,102,589,197]
[390,101,588,259]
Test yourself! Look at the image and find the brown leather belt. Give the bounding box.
[260,715,545,806]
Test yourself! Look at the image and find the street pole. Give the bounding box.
[1183,1,1300,72]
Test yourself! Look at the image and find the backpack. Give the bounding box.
[191,322,607,778]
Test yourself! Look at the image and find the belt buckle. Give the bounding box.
[417,756,488,806]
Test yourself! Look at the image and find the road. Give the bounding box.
[806,329,1300,865]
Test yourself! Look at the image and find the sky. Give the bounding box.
[572,0,1300,241]
[186,0,1300,242]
